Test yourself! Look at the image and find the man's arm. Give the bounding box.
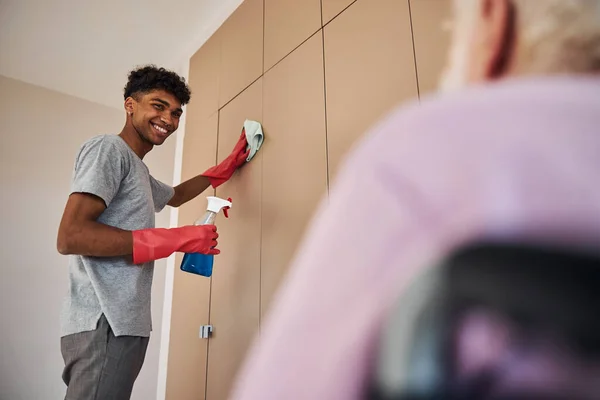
[57,191,220,262]
[57,192,133,256]
[59,136,133,256]
[168,174,212,208]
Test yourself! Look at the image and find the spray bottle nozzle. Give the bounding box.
[206,196,233,216]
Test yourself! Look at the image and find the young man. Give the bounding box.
[56,65,248,399]
[230,0,600,399]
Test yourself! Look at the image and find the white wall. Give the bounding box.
[0,74,175,400]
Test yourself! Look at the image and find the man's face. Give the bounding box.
[128,89,183,146]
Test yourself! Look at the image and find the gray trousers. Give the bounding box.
[60,314,149,400]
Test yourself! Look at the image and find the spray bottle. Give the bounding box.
[180,196,232,277]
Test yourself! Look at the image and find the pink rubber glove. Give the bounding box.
[202,131,250,188]
[132,225,219,264]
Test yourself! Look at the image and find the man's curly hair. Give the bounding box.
[124,65,192,105]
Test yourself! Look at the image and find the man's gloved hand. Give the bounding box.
[132,225,219,264]
[201,131,250,188]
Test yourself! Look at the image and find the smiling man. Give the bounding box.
[56,65,248,399]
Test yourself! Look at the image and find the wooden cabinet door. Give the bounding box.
[205,79,264,400]
[410,0,453,96]
[261,32,329,317]
[324,0,418,182]
[264,0,322,71]
[321,0,355,25]
[166,114,218,400]
[218,0,264,108]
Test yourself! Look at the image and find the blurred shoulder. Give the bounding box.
[341,75,600,170]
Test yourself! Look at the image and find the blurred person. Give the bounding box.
[230,0,600,399]
[56,65,249,399]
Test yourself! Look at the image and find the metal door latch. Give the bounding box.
[199,325,213,339]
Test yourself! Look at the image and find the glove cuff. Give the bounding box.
[132,228,181,264]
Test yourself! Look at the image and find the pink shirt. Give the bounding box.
[231,76,600,399]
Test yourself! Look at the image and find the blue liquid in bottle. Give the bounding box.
[179,196,230,278]
[180,252,214,277]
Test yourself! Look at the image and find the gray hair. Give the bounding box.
[451,0,600,75]
[513,0,600,74]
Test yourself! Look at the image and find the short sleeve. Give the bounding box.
[150,175,174,212]
[71,136,125,207]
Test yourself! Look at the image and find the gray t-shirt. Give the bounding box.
[60,134,174,337]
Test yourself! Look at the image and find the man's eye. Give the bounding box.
[153,104,163,110]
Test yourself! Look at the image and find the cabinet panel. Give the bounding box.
[188,30,221,119]
[324,0,418,181]
[218,0,264,108]
[179,110,219,184]
[410,0,453,96]
[166,113,218,400]
[206,79,263,400]
[321,0,355,25]
[264,0,322,71]
[261,32,328,316]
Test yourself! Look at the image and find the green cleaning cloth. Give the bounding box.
[244,119,264,162]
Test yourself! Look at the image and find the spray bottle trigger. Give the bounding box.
[223,197,232,218]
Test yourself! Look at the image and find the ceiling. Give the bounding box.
[0,0,242,109]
